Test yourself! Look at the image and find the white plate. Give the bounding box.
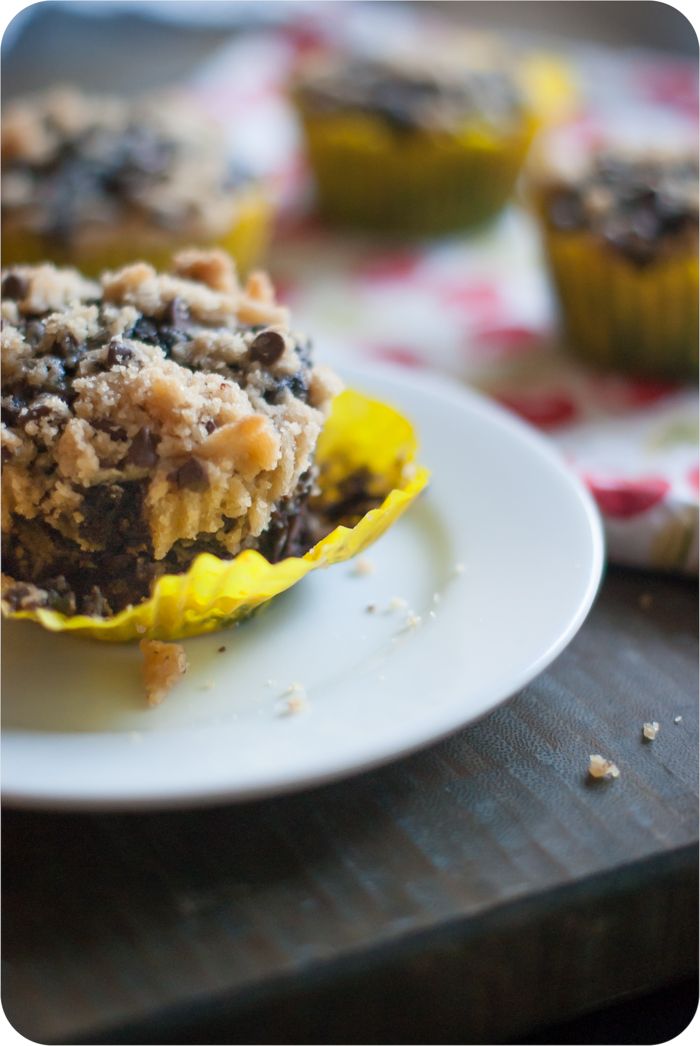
[1,366,604,810]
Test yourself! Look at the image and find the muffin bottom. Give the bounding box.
[1,186,271,277]
[299,113,535,234]
[2,468,383,618]
[543,229,699,380]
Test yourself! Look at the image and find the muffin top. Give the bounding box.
[294,54,527,134]
[2,87,250,246]
[541,150,699,265]
[1,250,341,567]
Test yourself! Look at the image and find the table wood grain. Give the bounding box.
[2,566,697,1044]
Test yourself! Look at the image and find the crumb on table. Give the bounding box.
[140,639,188,706]
[642,721,660,741]
[588,754,620,780]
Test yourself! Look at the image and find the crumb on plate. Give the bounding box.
[352,557,374,577]
[275,683,309,717]
[140,639,188,706]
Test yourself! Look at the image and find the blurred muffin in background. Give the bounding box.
[291,37,571,235]
[532,146,698,380]
[2,87,271,276]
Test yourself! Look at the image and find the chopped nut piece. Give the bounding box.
[642,721,660,741]
[140,639,188,706]
[588,754,620,780]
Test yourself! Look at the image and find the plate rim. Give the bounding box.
[1,362,605,811]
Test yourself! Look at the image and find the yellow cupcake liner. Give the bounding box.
[3,390,429,642]
[542,227,699,380]
[297,105,538,233]
[1,185,271,278]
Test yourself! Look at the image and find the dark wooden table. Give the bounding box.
[3,565,697,1044]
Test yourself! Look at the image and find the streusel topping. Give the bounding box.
[2,87,248,246]
[2,250,341,614]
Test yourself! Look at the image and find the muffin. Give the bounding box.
[2,87,270,276]
[534,149,699,379]
[1,251,427,640]
[292,48,539,234]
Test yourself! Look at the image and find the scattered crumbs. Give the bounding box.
[140,639,188,707]
[432,592,441,605]
[454,562,465,575]
[639,593,654,610]
[217,646,226,653]
[588,754,620,780]
[135,624,147,635]
[388,596,408,612]
[365,603,377,614]
[351,557,375,577]
[275,684,310,717]
[129,731,144,745]
[674,715,683,724]
[404,613,422,630]
[642,721,660,741]
[428,610,437,620]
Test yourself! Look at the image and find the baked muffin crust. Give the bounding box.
[1,250,342,615]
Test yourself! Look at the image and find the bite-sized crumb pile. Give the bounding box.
[1,249,341,615]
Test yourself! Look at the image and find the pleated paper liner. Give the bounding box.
[2,390,430,642]
[296,108,538,234]
[542,227,699,380]
[1,185,271,278]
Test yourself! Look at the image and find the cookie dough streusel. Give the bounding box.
[1,250,342,616]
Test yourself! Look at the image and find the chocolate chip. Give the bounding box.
[249,330,286,366]
[25,320,46,347]
[93,419,128,441]
[2,394,26,425]
[205,419,217,434]
[171,457,209,492]
[161,297,190,328]
[106,340,134,367]
[129,316,159,344]
[125,427,159,468]
[2,273,29,301]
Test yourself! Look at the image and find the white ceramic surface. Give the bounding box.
[1,365,604,810]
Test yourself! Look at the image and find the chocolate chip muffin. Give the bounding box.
[1,250,342,617]
[293,48,538,233]
[2,87,270,276]
[534,148,699,378]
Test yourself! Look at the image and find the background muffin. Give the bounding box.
[532,146,698,380]
[292,42,541,235]
[2,87,271,276]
